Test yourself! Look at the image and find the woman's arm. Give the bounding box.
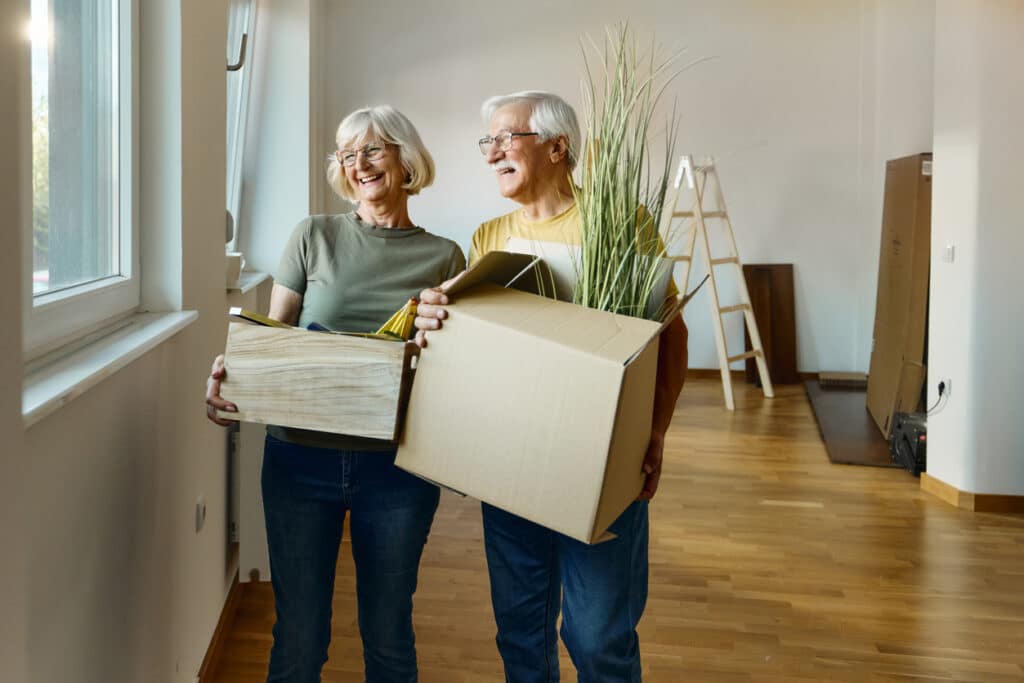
[268,284,303,325]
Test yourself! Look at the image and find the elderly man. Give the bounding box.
[415,91,687,682]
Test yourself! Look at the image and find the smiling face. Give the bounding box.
[485,102,556,205]
[341,137,407,208]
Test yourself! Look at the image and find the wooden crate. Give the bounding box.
[218,322,418,441]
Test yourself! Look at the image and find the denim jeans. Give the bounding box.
[261,434,440,683]
[481,500,649,683]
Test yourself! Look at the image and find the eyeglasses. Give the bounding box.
[334,141,391,167]
[478,131,539,155]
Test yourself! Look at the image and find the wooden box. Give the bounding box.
[218,322,418,441]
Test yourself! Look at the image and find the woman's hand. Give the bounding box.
[413,271,465,348]
[205,354,237,426]
[207,284,301,425]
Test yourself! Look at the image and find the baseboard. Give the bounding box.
[685,368,818,382]
[686,368,745,380]
[198,568,244,683]
[920,473,1024,514]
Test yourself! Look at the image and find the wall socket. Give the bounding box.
[195,495,207,533]
[939,378,952,398]
[943,243,955,263]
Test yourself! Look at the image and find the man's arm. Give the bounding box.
[639,314,688,500]
[414,226,487,347]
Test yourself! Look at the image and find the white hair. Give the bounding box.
[326,105,435,201]
[481,91,581,170]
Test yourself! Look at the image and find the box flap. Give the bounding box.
[505,238,677,319]
[445,250,556,298]
[449,250,699,367]
[455,284,662,364]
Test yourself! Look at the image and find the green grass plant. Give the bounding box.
[573,24,681,321]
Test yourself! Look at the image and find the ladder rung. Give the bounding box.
[672,210,727,219]
[719,304,750,314]
[669,255,691,262]
[710,257,739,266]
[727,350,761,363]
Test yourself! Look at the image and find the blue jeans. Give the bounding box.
[261,434,440,683]
[481,500,650,683]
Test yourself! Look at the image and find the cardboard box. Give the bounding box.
[218,321,418,441]
[866,153,932,437]
[395,251,681,544]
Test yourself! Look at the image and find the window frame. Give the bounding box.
[226,0,257,253]
[22,0,139,359]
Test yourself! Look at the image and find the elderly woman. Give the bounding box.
[206,106,465,682]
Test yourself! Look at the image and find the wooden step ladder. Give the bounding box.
[659,155,774,410]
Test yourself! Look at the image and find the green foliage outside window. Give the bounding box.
[32,97,49,271]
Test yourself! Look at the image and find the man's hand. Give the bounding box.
[413,271,465,348]
[205,354,237,426]
[638,430,665,500]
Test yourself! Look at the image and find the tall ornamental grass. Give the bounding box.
[573,25,680,321]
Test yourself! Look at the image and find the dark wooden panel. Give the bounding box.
[805,379,895,468]
[743,263,798,384]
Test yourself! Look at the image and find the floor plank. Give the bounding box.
[209,379,1024,682]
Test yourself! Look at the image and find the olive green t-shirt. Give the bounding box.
[268,211,466,451]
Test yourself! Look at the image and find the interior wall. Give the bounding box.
[286,0,935,373]
[12,1,234,681]
[929,0,1024,495]
[856,0,935,371]
[1,1,29,680]
[139,0,183,311]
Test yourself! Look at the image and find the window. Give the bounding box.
[226,0,256,252]
[25,0,137,355]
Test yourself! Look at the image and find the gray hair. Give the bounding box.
[481,91,581,170]
[327,105,435,201]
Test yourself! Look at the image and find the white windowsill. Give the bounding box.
[227,270,270,295]
[23,311,198,428]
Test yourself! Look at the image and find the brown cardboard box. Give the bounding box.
[395,251,684,544]
[866,153,932,437]
[218,322,418,441]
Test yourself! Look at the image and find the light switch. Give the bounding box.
[943,243,955,263]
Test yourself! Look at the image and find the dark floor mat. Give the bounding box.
[805,379,896,468]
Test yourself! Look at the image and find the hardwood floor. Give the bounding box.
[209,379,1024,682]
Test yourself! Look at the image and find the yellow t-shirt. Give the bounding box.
[469,202,679,300]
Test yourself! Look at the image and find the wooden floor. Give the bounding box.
[209,379,1024,682]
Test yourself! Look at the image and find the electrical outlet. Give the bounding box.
[940,378,952,398]
[195,496,207,533]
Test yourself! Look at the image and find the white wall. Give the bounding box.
[856,0,935,370]
[7,1,236,681]
[237,0,315,274]
[928,0,1024,496]
[293,0,935,373]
